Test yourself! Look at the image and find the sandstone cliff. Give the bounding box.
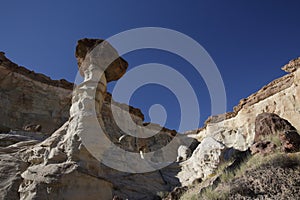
[0,40,300,200]
[0,40,193,200]
[176,58,300,199]
[192,60,300,151]
[0,52,72,133]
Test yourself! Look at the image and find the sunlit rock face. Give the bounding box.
[19,39,123,200]
[282,57,300,73]
[1,38,300,199]
[192,60,300,151]
[179,57,300,186]
[0,39,188,200]
[0,52,72,133]
[177,137,226,186]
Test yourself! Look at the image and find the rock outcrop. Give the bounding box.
[0,52,72,133]
[0,39,194,200]
[75,38,128,82]
[254,113,297,142]
[1,39,300,200]
[253,113,300,153]
[282,56,300,73]
[192,60,300,151]
[177,137,226,186]
[178,57,300,190]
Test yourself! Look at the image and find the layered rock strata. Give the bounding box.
[179,58,300,186]
[0,52,72,133]
[193,65,300,151]
[1,39,300,199]
[14,39,191,200]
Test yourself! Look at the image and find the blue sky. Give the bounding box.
[1,1,300,132]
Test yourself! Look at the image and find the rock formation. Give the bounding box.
[250,141,277,155]
[0,39,300,199]
[192,59,300,151]
[0,39,194,200]
[0,52,72,133]
[177,57,300,189]
[177,137,226,186]
[282,56,300,73]
[254,112,297,142]
[253,112,300,153]
[75,38,128,82]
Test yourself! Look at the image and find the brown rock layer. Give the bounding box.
[204,72,294,125]
[282,57,300,73]
[0,52,73,90]
[9,38,190,200]
[250,141,277,155]
[75,38,128,82]
[279,130,300,152]
[254,113,296,142]
[252,113,300,154]
[0,53,72,133]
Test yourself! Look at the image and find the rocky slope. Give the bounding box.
[0,39,194,200]
[197,68,300,151]
[175,58,300,199]
[0,39,300,200]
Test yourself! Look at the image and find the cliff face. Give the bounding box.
[0,40,299,200]
[0,52,72,133]
[177,57,300,194]
[193,63,300,151]
[0,40,191,200]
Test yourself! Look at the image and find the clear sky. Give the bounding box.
[1,1,300,132]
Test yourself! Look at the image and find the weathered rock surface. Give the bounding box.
[0,52,72,133]
[250,141,277,155]
[252,113,300,153]
[177,137,227,186]
[0,131,45,147]
[279,130,300,152]
[8,39,194,200]
[282,56,300,73]
[177,145,192,162]
[75,38,128,82]
[254,112,296,142]
[1,40,300,199]
[0,152,28,200]
[0,130,43,200]
[192,59,300,151]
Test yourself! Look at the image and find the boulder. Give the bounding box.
[75,38,128,82]
[177,137,226,186]
[254,113,296,142]
[252,113,300,153]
